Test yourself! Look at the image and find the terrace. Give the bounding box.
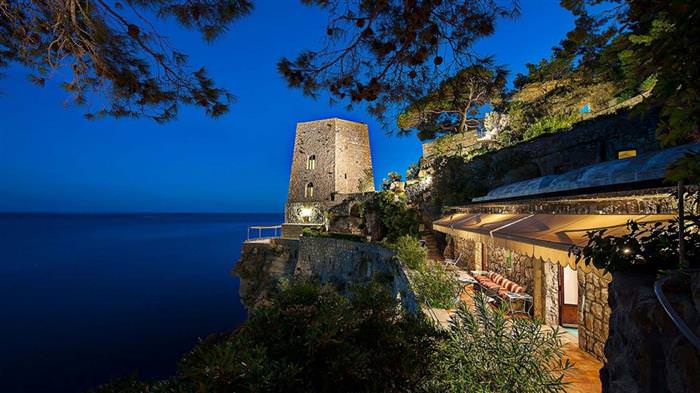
[423,272,603,393]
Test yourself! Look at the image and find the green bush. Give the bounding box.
[93,281,440,393]
[523,113,576,140]
[411,262,461,309]
[393,235,427,270]
[302,227,366,242]
[426,293,572,392]
[94,283,576,393]
[572,218,700,273]
[375,190,420,242]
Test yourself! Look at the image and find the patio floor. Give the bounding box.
[424,284,602,393]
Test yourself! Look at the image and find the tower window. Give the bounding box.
[305,182,314,198]
[306,155,316,170]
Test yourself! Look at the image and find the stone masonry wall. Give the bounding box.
[487,244,535,295]
[286,118,374,224]
[334,119,375,194]
[444,235,535,294]
[288,119,336,203]
[295,236,418,313]
[543,261,560,326]
[430,110,660,206]
[444,235,477,271]
[579,269,612,361]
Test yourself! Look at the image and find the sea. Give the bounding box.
[0,213,283,393]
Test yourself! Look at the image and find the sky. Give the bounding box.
[0,1,575,213]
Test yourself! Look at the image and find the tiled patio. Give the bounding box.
[424,283,602,393]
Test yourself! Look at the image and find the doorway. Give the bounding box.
[559,266,578,329]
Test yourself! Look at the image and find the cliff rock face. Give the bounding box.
[233,239,299,309]
[295,237,417,313]
[603,272,700,393]
[233,237,417,313]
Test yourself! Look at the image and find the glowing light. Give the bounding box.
[623,247,632,254]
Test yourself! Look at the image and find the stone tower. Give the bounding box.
[283,118,374,232]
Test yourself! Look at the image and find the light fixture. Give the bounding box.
[300,207,313,218]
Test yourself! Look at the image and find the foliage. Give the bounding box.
[426,293,572,392]
[397,64,508,140]
[375,190,420,242]
[93,280,441,393]
[405,161,421,181]
[93,284,575,393]
[526,0,700,181]
[523,113,576,140]
[411,262,460,309]
[393,234,427,270]
[302,227,366,242]
[278,0,519,123]
[0,0,252,122]
[482,111,510,140]
[572,217,700,273]
[380,171,402,191]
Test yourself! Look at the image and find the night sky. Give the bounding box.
[0,1,574,213]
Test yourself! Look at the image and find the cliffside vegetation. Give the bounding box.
[372,190,421,242]
[392,235,460,309]
[95,279,572,393]
[573,215,700,273]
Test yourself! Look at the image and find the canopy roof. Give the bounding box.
[473,143,700,202]
[434,213,676,274]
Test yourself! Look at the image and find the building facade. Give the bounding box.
[433,143,699,361]
[283,118,374,237]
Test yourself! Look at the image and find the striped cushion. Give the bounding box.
[509,282,525,293]
[475,275,490,284]
[488,272,505,285]
[483,281,501,291]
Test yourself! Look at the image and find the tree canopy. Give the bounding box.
[519,0,699,148]
[0,0,253,122]
[278,0,520,123]
[397,63,507,140]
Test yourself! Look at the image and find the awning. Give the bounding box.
[434,213,676,274]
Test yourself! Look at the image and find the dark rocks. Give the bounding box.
[602,271,700,393]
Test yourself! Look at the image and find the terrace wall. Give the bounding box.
[579,269,612,361]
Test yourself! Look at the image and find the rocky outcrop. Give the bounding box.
[233,239,299,309]
[233,237,418,313]
[603,271,700,393]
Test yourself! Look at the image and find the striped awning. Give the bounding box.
[433,213,676,274]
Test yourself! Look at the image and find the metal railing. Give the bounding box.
[246,225,282,241]
[654,269,700,350]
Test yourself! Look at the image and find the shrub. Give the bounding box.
[381,171,402,191]
[394,235,427,270]
[411,262,461,309]
[426,293,572,392]
[94,281,440,393]
[375,190,420,242]
[302,227,366,242]
[572,217,700,273]
[523,113,576,140]
[405,161,420,181]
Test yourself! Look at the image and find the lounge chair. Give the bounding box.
[443,252,462,269]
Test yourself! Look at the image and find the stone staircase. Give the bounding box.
[421,231,443,262]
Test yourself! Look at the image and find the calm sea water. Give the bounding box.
[0,213,283,393]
